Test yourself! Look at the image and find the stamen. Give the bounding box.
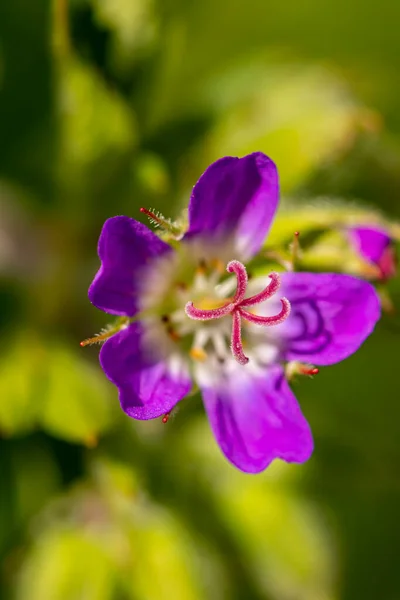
[167,326,181,341]
[239,298,291,326]
[231,310,249,365]
[190,347,208,362]
[211,258,225,273]
[291,230,300,270]
[227,260,248,304]
[212,331,229,361]
[185,301,235,320]
[240,272,281,307]
[197,259,207,275]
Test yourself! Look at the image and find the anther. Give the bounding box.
[286,361,319,380]
[197,258,207,274]
[299,365,319,376]
[162,411,171,424]
[211,258,225,273]
[189,347,208,362]
[167,326,180,342]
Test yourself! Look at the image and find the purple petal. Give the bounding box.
[100,323,192,419]
[186,153,279,258]
[89,216,171,316]
[200,365,313,473]
[348,225,391,264]
[347,225,396,280]
[280,272,381,365]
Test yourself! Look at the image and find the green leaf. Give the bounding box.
[0,334,42,436]
[39,344,115,445]
[204,64,369,193]
[57,57,137,185]
[179,419,335,600]
[17,530,118,600]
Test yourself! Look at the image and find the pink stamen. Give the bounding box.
[240,272,281,307]
[239,298,291,326]
[185,260,291,365]
[185,301,235,320]
[227,260,248,304]
[231,310,249,365]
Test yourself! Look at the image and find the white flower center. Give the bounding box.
[138,244,286,384]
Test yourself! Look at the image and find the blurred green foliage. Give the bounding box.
[1,0,400,599]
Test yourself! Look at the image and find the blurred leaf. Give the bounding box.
[57,56,137,189]
[17,530,118,600]
[11,440,61,523]
[92,457,218,600]
[216,476,334,600]
[203,64,370,193]
[0,332,114,443]
[0,335,42,436]
[267,199,386,247]
[40,344,115,444]
[178,419,335,600]
[128,515,205,600]
[91,0,158,72]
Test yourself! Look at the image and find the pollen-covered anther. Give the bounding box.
[185,260,291,365]
[211,258,225,273]
[167,326,181,341]
[189,347,208,362]
[196,258,208,275]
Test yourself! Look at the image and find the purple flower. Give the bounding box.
[88,153,380,473]
[347,225,396,281]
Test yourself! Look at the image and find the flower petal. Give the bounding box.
[100,324,192,419]
[186,153,279,258]
[281,272,381,365]
[200,364,313,473]
[89,216,171,316]
[348,225,391,265]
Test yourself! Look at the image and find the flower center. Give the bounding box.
[185,260,290,365]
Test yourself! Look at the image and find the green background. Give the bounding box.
[0,1,399,598]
